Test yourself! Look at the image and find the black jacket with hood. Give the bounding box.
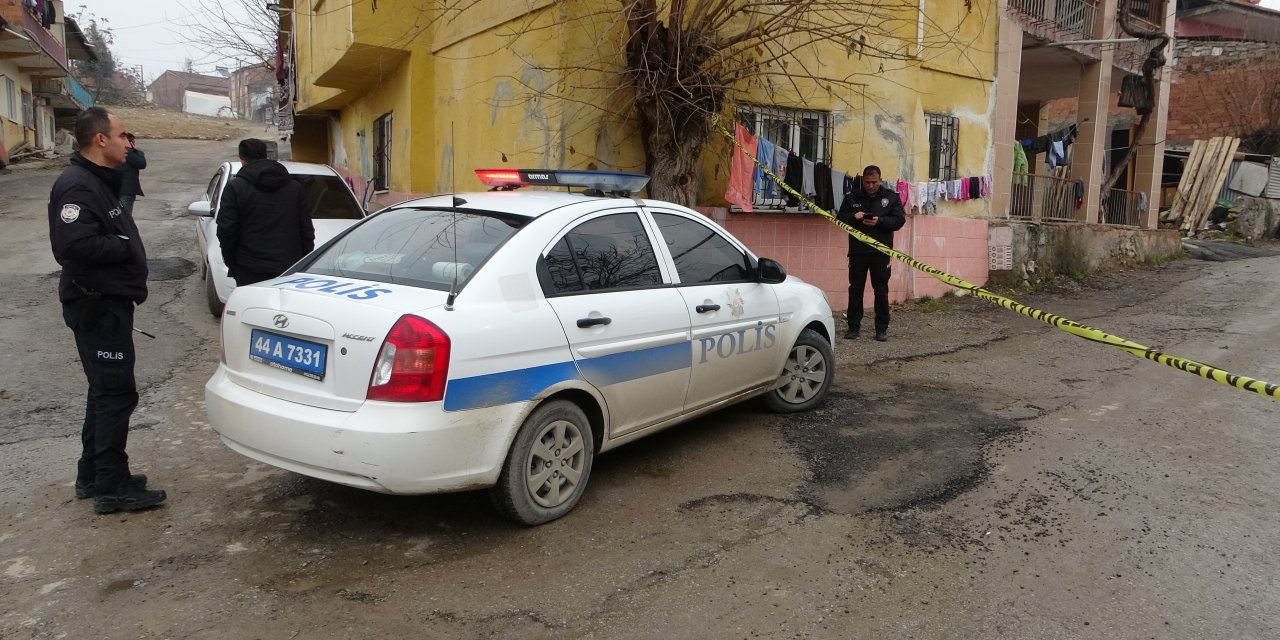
[48,152,148,304]
[216,159,315,278]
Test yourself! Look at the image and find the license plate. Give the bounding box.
[249,329,327,381]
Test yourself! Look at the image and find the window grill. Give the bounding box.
[372,112,392,192]
[736,104,833,209]
[927,112,958,181]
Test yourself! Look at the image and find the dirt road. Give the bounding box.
[2,132,1279,639]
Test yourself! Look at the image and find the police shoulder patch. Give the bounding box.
[881,197,890,207]
[59,204,81,223]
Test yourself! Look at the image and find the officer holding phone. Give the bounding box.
[836,165,906,342]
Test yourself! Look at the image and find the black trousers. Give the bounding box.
[848,252,892,332]
[64,300,137,494]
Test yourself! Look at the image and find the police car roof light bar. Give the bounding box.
[474,169,650,196]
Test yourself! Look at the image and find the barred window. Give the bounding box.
[926,113,958,181]
[736,104,832,209]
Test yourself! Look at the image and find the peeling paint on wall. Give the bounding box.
[874,113,914,180]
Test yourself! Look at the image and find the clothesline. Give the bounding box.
[725,121,992,214]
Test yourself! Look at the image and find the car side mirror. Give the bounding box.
[188,200,212,217]
[757,257,787,284]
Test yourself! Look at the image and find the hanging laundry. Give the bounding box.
[1013,144,1029,185]
[832,168,848,212]
[1047,140,1066,169]
[784,153,804,207]
[895,179,909,206]
[755,138,777,201]
[773,145,789,186]
[801,159,816,205]
[724,123,758,213]
[969,176,980,200]
[813,162,835,212]
[843,174,859,202]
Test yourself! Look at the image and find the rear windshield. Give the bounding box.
[304,208,527,290]
[294,174,364,220]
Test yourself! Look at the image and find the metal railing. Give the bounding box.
[1008,0,1098,38]
[1102,188,1147,227]
[1010,173,1087,222]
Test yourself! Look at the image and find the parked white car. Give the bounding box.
[189,161,366,316]
[204,169,836,525]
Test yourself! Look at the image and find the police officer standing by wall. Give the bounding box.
[48,107,167,514]
[836,165,906,342]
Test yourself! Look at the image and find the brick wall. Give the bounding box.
[1166,40,1280,146]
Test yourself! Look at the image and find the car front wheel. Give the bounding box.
[764,328,834,413]
[490,400,595,525]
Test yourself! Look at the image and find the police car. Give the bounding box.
[205,169,836,525]
[188,161,366,316]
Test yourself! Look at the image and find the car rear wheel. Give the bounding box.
[490,400,594,526]
[764,328,834,414]
[204,262,224,317]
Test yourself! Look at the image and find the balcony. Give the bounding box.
[33,75,93,110]
[0,7,68,77]
[1009,0,1098,40]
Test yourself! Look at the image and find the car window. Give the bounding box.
[651,212,751,283]
[303,208,525,290]
[293,174,364,220]
[540,213,662,295]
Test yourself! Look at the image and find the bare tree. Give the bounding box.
[491,1,980,205]
[177,0,278,71]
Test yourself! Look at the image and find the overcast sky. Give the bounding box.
[78,0,1280,82]
[74,0,259,82]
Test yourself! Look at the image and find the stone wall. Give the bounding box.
[988,222,1183,287]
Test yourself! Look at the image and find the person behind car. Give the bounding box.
[115,132,146,215]
[216,138,315,286]
[48,106,167,514]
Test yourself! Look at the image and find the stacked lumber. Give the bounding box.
[1173,136,1241,233]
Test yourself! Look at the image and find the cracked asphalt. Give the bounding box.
[2,133,1280,639]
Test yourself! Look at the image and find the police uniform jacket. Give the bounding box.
[216,159,315,278]
[836,185,907,256]
[48,153,148,304]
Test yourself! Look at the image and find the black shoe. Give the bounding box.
[93,487,167,514]
[874,330,888,342]
[844,329,860,340]
[76,474,147,499]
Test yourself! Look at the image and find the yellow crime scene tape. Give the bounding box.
[711,117,1279,400]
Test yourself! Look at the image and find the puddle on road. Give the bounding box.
[147,257,197,281]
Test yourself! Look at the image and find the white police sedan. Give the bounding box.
[205,169,835,525]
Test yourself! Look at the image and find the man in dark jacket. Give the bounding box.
[48,107,167,514]
[216,138,315,286]
[115,132,146,215]
[836,165,906,342]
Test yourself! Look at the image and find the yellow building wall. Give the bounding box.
[1,61,30,152]
[289,0,998,219]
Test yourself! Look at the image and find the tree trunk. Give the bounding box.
[636,102,707,206]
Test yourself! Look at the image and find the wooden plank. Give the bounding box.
[1180,137,1220,232]
[1172,139,1206,227]
[1172,141,1198,226]
[1194,137,1241,233]
[1188,137,1231,232]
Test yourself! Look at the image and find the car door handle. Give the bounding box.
[576,316,612,328]
[696,304,720,313]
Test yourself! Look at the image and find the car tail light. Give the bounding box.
[367,315,451,402]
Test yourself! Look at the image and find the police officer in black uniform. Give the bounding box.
[48,107,166,514]
[836,165,906,342]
